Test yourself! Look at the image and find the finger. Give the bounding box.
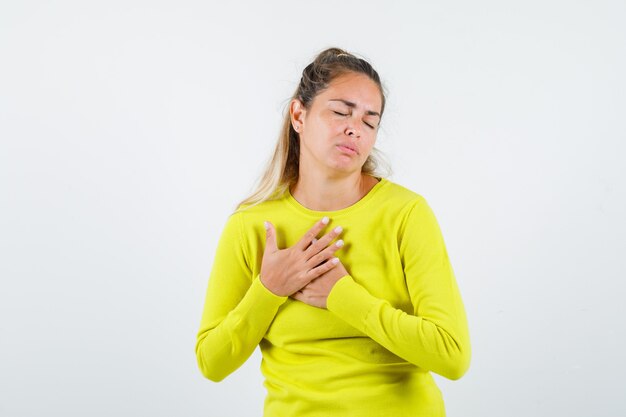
[304,225,343,259]
[264,221,278,253]
[291,290,303,303]
[295,216,330,251]
[305,238,318,251]
[306,257,340,281]
[305,239,344,269]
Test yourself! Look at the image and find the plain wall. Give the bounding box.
[1,1,625,416]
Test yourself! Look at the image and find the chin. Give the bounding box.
[328,161,364,174]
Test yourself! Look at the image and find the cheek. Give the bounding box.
[310,114,340,136]
[363,134,377,150]
[327,119,346,133]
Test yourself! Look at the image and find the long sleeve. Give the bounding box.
[326,197,471,380]
[195,211,288,382]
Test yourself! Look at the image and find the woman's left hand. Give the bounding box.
[290,257,349,309]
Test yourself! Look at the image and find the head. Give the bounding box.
[290,71,382,178]
[237,47,389,210]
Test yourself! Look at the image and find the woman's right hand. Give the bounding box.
[260,217,344,297]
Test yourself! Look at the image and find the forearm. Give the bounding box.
[326,275,471,380]
[195,275,287,382]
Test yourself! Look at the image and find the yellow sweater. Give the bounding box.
[195,177,471,416]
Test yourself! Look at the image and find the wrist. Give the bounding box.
[259,273,284,297]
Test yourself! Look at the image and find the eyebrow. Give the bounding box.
[328,99,381,118]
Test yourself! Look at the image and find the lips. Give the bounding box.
[336,143,358,155]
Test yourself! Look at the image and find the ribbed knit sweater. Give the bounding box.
[195,177,471,416]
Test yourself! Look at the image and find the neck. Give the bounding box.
[290,170,379,211]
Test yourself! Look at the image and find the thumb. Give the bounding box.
[264,221,278,253]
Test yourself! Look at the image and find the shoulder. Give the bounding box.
[228,193,291,228]
[377,178,429,211]
[234,195,288,215]
[374,179,441,235]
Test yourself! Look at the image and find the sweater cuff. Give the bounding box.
[326,275,381,333]
[239,274,288,314]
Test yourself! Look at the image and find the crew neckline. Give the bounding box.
[285,177,389,217]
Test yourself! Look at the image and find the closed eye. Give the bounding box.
[334,111,376,129]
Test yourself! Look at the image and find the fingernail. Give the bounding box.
[331,257,339,264]
[334,226,343,234]
[322,216,329,224]
[312,238,318,243]
[335,239,344,247]
[264,221,270,230]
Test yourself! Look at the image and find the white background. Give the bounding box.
[1,1,625,416]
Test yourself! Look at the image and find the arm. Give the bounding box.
[326,197,471,380]
[195,211,287,382]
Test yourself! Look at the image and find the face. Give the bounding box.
[291,72,382,176]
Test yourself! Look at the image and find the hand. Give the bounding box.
[291,257,349,309]
[260,217,344,297]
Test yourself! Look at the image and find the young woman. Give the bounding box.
[195,47,471,416]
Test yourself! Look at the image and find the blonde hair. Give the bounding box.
[236,47,390,211]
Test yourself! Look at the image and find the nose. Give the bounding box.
[345,125,360,138]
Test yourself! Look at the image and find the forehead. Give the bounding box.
[315,73,382,113]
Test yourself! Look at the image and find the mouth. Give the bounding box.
[336,144,358,155]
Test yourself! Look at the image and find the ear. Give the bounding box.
[290,98,306,131]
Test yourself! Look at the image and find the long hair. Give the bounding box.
[236,47,390,210]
